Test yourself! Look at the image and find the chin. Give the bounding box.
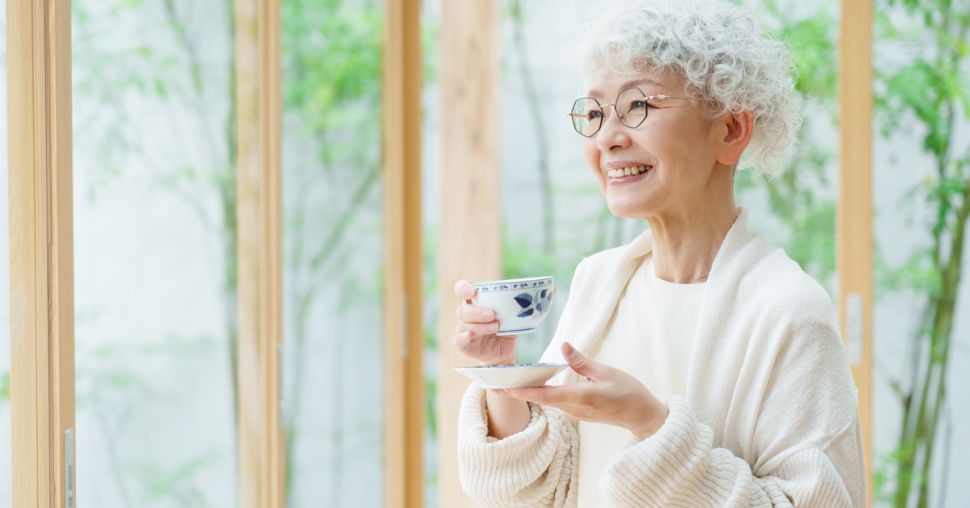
[606,200,653,219]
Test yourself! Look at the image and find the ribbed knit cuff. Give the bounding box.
[601,396,716,506]
[458,384,566,500]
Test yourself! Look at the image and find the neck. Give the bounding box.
[645,190,738,284]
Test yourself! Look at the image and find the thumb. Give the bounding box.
[562,342,600,379]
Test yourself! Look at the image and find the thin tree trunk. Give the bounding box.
[160,1,241,504]
[222,0,240,503]
[284,162,379,501]
[893,19,967,500]
[93,387,136,507]
[914,186,969,506]
[510,1,555,258]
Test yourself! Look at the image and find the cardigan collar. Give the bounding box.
[572,207,754,357]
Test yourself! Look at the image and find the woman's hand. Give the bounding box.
[502,342,669,440]
[452,279,517,364]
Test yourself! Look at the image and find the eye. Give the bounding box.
[586,110,604,120]
[629,99,649,110]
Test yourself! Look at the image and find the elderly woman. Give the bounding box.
[452,0,864,507]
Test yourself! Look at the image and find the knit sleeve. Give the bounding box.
[600,397,859,507]
[458,384,580,507]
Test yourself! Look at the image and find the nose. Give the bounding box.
[595,106,631,152]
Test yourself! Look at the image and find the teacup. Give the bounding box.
[472,276,555,335]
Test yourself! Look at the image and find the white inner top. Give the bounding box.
[577,255,707,508]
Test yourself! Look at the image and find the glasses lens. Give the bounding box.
[570,98,602,136]
[617,88,648,129]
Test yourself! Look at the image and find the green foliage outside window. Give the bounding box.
[872,1,970,506]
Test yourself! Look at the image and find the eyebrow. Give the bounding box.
[586,78,665,98]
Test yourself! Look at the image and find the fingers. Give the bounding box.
[452,331,514,362]
[455,303,496,323]
[453,279,477,300]
[452,331,475,351]
[562,342,601,379]
[455,320,500,336]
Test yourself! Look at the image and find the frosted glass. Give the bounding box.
[281,0,385,505]
[871,5,970,506]
[73,1,237,505]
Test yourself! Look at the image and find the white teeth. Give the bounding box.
[606,165,651,178]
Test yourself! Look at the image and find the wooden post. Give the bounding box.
[6,1,76,507]
[838,1,873,505]
[382,0,424,506]
[234,0,284,506]
[437,1,502,506]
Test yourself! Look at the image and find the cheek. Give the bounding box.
[676,118,718,162]
[646,120,710,173]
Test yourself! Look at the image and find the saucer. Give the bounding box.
[454,363,568,389]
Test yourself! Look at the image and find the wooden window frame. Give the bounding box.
[838,1,873,505]
[6,1,76,507]
[436,1,502,507]
[234,0,285,506]
[382,0,425,507]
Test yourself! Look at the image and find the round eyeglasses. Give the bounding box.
[568,87,694,137]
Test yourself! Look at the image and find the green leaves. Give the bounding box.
[506,0,524,23]
[136,449,221,506]
[778,10,838,102]
[111,0,146,15]
[874,0,970,505]
[883,61,953,156]
[501,229,558,282]
[876,0,970,157]
[0,371,8,403]
[785,199,837,281]
[877,248,942,297]
[283,1,383,137]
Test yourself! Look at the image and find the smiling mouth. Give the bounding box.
[606,165,652,179]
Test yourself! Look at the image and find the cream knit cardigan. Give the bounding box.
[457,210,865,507]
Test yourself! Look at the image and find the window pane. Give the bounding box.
[420,3,440,505]
[0,6,11,506]
[873,3,970,505]
[73,1,237,504]
[281,0,385,505]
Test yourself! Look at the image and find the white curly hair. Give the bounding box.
[578,0,801,174]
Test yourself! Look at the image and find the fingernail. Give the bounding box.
[482,309,494,320]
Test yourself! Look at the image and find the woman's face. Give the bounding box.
[581,69,725,220]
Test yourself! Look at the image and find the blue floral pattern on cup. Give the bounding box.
[514,288,553,318]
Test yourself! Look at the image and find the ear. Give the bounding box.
[713,110,754,166]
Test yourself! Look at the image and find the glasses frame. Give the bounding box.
[568,87,695,137]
